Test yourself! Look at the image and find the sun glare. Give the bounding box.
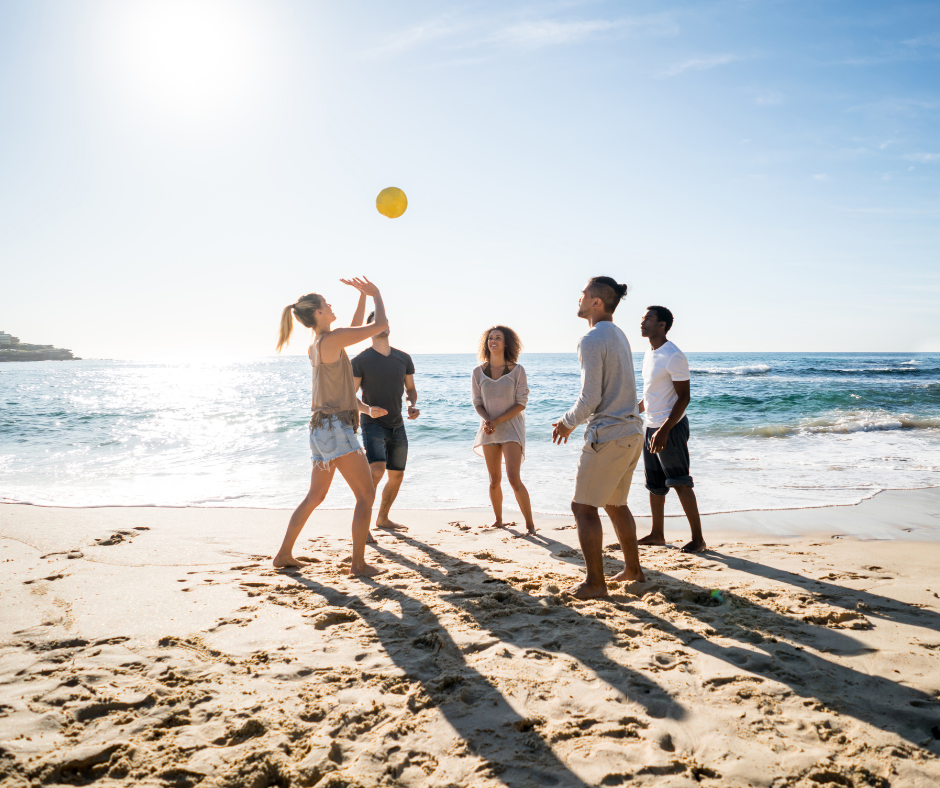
[110,0,264,124]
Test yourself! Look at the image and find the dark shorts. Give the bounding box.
[361,422,409,472]
[644,416,694,496]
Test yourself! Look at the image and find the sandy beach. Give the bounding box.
[2,491,940,787]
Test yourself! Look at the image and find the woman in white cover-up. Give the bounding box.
[471,325,537,535]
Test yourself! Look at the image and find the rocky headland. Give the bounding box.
[0,333,79,362]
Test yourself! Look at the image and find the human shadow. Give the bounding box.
[638,590,940,755]
[523,537,940,752]
[704,550,940,636]
[283,572,591,787]
[564,546,940,754]
[372,533,685,722]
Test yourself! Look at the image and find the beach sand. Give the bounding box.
[2,491,940,787]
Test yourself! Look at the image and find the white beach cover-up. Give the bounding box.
[471,364,529,460]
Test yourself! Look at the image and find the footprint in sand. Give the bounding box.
[95,531,135,546]
[471,550,513,563]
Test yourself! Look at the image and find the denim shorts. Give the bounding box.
[644,416,694,496]
[361,422,409,472]
[309,416,362,469]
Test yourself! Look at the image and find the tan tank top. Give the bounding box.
[309,338,359,431]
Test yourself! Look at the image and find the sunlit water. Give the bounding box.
[2,353,939,517]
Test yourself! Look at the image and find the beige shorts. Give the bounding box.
[572,434,643,508]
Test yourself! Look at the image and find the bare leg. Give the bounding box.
[675,486,707,552]
[481,444,505,528]
[333,451,384,577]
[638,491,668,546]
[375,470,407,530]
[568,502,608,599]
[605,504,646,582]
[366,462,385,542]
[503,442,537,536]
[273,464,335,568]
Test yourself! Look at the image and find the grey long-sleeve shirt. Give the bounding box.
[560,320,643,444]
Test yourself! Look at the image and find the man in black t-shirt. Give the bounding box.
[351,312,419,533]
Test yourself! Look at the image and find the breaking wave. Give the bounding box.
[720,412,940,438]
[692,364,771,376]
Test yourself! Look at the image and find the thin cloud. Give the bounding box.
[812,173,831,182]
[902,33,940,49]
[661,54,738,77]
[493,19,619,48]
[904,152,940,163]
[754,91,784,106]
[360,18,459,59]
[362,12,678,61]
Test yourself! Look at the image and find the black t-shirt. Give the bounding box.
[351,347,415,428]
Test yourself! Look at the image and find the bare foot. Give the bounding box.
[609,568,646,583]
[512,523,538,538]
[348,562,385,577]
[272,554,308,569]
[375,519,408,532]
[486,520,506,529]
[366,532,377,544]
[681,539,707,553]
[637,533,667,546]
[567,581,609,600]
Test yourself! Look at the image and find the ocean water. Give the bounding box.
[2,353,939,517]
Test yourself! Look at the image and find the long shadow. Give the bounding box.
[373,533,686,721]
[637,589,940,756]
[284,572,591,787]
[520,537,940,752]
[705,550,940,635]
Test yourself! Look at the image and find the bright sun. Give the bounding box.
[110,0,264,123]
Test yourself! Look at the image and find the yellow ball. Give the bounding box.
[376,187,408,219]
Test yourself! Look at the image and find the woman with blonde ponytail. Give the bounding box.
[273,277,390,576]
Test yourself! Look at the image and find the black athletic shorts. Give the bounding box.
[643,416,694,496]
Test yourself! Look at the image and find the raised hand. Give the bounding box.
[407,406,421,420]
[340,277,379,297]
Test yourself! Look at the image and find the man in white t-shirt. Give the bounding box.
[637,306,706,553]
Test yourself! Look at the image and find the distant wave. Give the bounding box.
[692,364,771,376]
[721,412,940,438]
[802,366,938,375]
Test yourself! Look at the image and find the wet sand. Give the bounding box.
[2,490,940,787]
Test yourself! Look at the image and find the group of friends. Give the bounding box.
[272,276,705,599]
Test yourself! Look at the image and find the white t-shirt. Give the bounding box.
[641,340,691,428]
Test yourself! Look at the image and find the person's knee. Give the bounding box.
[488,473,501,488]
[355,487,376,507]
[306,490,328,508]
[387,470,405,484]
[571,502,594,518]
[507,474,524,492]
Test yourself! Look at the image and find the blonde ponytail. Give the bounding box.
[276,304,295,353]
[276,292,323,352]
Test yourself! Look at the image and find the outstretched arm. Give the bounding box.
[320,278,389,361]
[344,281,367,327]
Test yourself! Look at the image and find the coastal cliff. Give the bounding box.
[0,333,79,362]
[0,347,79,362]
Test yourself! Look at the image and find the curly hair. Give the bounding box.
[477,325,522,364]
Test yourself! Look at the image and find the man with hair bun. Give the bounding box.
[637,305,706,553]
[553,276,646,599]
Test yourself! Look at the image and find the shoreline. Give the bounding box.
[3,484,940,540]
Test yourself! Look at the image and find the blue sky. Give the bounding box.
[1,0,938,357]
